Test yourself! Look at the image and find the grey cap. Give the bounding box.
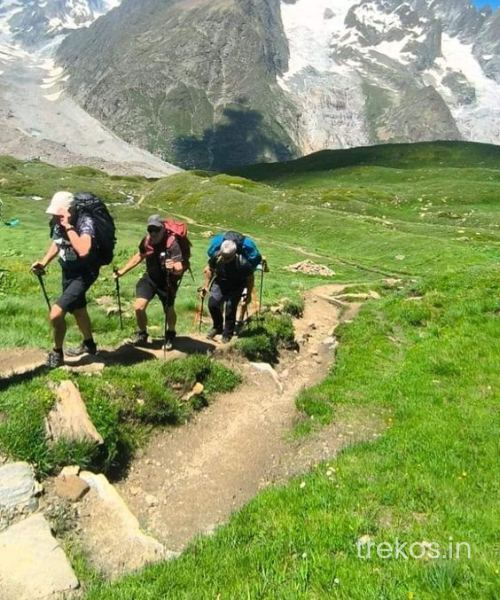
[220,239,237,259]
[147,214,163,229]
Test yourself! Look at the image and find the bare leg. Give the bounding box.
[73,307,93,340]
[166,305,177,332]
[50,304,67,350]
[134,297,149,332]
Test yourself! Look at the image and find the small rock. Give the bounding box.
[201,230,214,238]
[182,382,204,402]
[145,494,158,508]
[55,475,90,502]
[322,336,336,346]
[285,260,335,277]
[60,466,80,478]
[250,363,283,393]
[129,486,141,497]
[395,255,406,261]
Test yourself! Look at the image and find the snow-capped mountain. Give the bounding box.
[0,0,120,47]
[279,0,500,152]
[0,0,178,177]
[53,0,499,169]
[2,0,500,170]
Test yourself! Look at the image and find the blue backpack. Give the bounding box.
[207,231,262,269]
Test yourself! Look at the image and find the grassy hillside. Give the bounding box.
[0,141,499,598]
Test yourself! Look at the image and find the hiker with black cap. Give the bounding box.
[201,239,254,343]
[113,214,188,351]
[31,191,100,368]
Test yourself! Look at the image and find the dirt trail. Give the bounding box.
[117,285,382,552]
[0,285,384,566]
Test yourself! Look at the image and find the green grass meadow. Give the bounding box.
[0,141,499,598]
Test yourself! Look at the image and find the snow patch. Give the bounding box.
[279,0,370,152]
[425,34,500,144]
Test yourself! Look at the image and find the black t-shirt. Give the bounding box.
[139,235,183,288]
[209,254,253,292]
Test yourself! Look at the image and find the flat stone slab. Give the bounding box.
[78,471,166,578]
[0,514,79,599]
[0,349,45,380]
[0,462,42,513]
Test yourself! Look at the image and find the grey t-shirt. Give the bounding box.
[52,215,96,272]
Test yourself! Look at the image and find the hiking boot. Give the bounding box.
[65,340,97,357]
[234,321,244,336]
[206,328,222,340]
[221,334,232,344]
[162,330,176,352]
[129,330,148,347]
[46,350,64,369]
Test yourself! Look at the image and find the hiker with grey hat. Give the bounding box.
[201,239,255,343]
[113,214,189,350]
[31,191,100,368]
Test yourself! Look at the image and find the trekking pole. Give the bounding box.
[258,258,268,316]
[162,251,170,361]
[113,268,124,331]
[196,275,214,333]
[197,289,205,333]
[35,270,51,311]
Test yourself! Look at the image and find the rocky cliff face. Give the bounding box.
[280,0,500,153]
[52,0,500,169]
[57,0,298,170]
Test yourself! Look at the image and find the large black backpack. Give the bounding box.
[72,192,116,266]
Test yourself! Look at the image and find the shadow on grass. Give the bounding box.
[0,365,47,391]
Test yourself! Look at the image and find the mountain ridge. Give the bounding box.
[2,0,500,170]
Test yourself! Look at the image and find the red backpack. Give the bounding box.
[144,219,191,273]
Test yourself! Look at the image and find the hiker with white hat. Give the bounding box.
[31,191,100,368]
[201,239,254,343]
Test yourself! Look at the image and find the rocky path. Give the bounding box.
[0,284,385,590]
[117,285,383,552]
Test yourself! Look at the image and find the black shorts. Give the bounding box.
[136,273,180,308]
[56,269,99,313]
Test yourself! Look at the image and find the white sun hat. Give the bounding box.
[46,191,74,215]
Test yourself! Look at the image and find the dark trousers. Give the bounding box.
[208,283,243,337]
